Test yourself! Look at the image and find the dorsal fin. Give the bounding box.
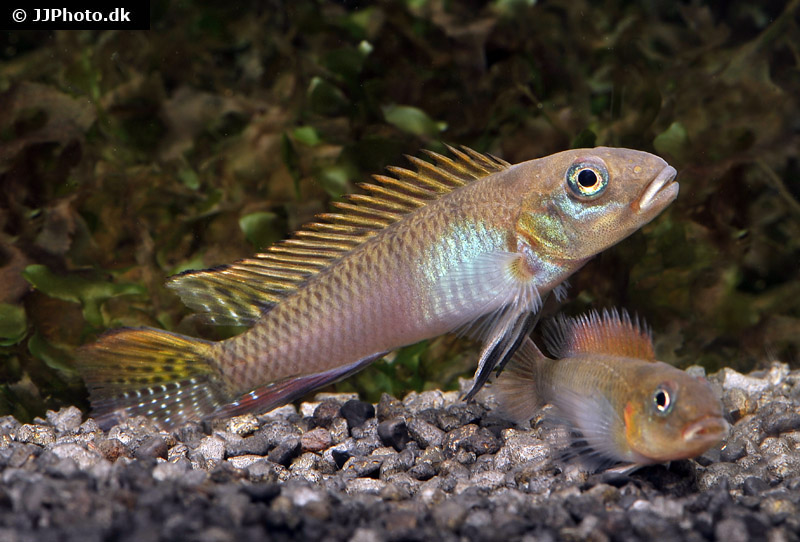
[167,145,510,325]
[543,309,655,361]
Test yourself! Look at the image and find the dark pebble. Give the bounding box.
[630,510,682,541]
[764,413,800,436]
[312,400,342,428]
[443,424,478,457]
[720,438,747,463]
[715,517,749,542]
[378,418,411,451]
[225,432,270,457]
[437,403,483,432]
[135,436,168,460]
[331,448,351,469]
[267,437,301,466]
[340,399,375,429]
[688,479,733,515]
[407,418,445,449]
[242,483,281,504]
[743,476,770,496]
[8,443,43,468]
[409,460,437,481]
[380,448,415,477]
[376,394,407,422]
[462,427,502,456]
[173,422,206,445]
[210,461,245,483]
[343,456,383,478]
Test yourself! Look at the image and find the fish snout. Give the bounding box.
[636,165,679,212]
[682,415,729,446]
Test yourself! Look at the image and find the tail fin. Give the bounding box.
[492,337,548,424]
[77,328,233,429]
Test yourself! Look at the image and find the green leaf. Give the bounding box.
[321,46,371,83]
[239,211,281,250]
[293,126,321,147]
[0,304,27,346]
[22,265,145,327]
[653,122,689,160]
[178,167,201,190]
[316,165,350,198]
[28,332,76,375]
[382,105,447,137]
[307,77,349,116]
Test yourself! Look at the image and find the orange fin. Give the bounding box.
[167,146,509,326]
[544,308,655,361]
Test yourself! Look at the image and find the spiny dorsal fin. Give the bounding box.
[167,145,509,325]
[543,309,655,361]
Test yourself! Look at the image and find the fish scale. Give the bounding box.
[78,145,679,428]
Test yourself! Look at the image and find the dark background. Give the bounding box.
[1,0,798,420]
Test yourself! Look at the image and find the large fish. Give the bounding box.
[494,309,728,471]
[78,146,678,428]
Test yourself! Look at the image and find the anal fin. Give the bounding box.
[213,353,386,419]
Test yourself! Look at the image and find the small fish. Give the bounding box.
[493,309,728,472]
[78,146,678,428]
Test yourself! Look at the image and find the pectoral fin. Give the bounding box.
[462,301,542,401]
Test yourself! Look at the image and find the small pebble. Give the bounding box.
[301,427,333,453]
[267,438,301,467]
[0,363,796,542]
[226,413,260,436]
[377,418,411,451]
[340,400,375,429]
[312,400,342,428]
[376,394,407,422]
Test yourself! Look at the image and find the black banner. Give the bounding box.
[3,1,150,30]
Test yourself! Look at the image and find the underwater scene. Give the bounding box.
[0,0,798,422]
[2,2,800,541]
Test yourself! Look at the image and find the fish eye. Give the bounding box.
[653,385,673,415]
[566,161,609,199]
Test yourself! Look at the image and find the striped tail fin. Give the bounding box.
[77,328,233,429]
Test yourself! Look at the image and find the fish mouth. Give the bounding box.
[636,165,679,212]
[682,415,729,445]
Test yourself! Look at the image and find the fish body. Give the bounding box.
[494,310,728,471]
[79,146,678,428]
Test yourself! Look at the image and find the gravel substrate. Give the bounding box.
[0,363,799,541]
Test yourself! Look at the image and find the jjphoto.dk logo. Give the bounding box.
[12,7,131,23]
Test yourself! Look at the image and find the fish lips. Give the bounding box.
[682,415,730,448]
[635,165,679,213]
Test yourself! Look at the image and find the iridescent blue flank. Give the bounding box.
[416,220,509,327]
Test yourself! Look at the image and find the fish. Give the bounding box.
[77,145,679,429]
[493,309,729,472]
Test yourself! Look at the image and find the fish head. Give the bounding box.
[622,366,729,464]
[515,147,678,262]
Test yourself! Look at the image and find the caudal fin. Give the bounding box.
[77,328,233,429]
